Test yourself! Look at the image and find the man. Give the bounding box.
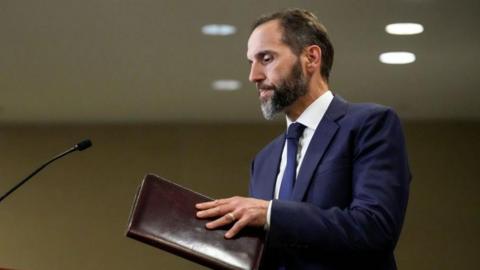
[196,9,410,270]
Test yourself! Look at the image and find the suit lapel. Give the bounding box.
[255,134,285,200]
[292,96,348,201]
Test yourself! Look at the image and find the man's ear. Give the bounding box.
[304,45,322,73]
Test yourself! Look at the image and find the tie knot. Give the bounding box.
[286,122,306,140]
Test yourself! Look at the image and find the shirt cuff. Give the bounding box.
[264,200,272,231]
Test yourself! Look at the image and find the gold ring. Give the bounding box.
[226,213,236,222]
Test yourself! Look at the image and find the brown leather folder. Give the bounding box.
[126,174,265,270]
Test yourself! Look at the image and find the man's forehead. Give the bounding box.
[246,20,285,59]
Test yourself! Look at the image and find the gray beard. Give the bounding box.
[260,61,309,120]
[261,98,276,120]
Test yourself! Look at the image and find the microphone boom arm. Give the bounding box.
[0,139,91,203]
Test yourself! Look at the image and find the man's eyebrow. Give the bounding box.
[256,50,273,58]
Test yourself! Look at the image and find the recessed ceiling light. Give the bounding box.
[379,52,416,64]
[385,23,424,35]
[202,24,236,36]
[212,80,241,91]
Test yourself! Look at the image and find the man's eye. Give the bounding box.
[262,55,273,63]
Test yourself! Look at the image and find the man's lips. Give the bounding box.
[259,89,274,101]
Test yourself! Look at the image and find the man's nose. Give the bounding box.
[249,63,265,83]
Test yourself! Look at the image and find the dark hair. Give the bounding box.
[251,8,334,81]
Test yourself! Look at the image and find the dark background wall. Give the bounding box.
[0,122,478,269]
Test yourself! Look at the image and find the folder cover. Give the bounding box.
[126,174,265,270]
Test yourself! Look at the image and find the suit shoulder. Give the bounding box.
[348,102,397,116]
[328,95,399,123]
[342,101,400,124]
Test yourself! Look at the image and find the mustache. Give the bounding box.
[257,83,276,91]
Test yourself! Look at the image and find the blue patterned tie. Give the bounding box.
[278,122,306,200]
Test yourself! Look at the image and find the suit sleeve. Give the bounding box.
[267,107,411,252]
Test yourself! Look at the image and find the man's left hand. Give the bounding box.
[196,196,269,239]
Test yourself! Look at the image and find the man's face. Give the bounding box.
[247,20,309,120]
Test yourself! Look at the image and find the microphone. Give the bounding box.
[75,139,92,151]
[0,139,93,203]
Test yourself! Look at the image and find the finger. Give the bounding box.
[225,216,250,239]
[195,199,220,210]
[205,213,235,229]
[196,198,231,210]
[196,205,225,218]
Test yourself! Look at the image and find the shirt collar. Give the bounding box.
[286,90,334,130]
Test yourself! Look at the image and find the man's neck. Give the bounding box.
[286,78,329,121]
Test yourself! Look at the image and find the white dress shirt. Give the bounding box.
[265,90,334,228]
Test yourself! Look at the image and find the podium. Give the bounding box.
[126,174,265,270]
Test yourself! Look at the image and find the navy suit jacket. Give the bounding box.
[249,96,410,270]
